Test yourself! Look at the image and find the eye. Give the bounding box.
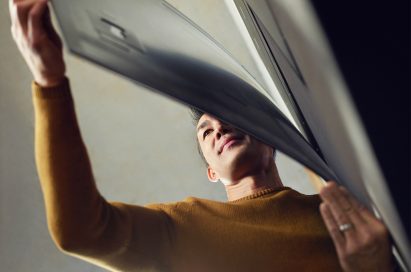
[203,129,212,139]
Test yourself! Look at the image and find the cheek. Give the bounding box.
[201,143,214,162]
[260,146,274,163]
[249,138,273,160]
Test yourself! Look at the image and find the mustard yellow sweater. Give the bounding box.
[32,78,341,272]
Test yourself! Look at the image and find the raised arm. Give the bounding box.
[10,1,172,270]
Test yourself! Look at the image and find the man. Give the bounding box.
[9,0,395,271]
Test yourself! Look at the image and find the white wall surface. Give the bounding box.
[0,0,317,271]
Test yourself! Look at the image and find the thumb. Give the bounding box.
[27,0,49,48]
[44,6,63,49]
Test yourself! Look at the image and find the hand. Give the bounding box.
[9,0,66,87]
[319,181,394,272]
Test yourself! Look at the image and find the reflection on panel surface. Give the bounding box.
[52,0,336,181]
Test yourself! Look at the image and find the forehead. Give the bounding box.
[197,113,218,128]
[198,113,212,123]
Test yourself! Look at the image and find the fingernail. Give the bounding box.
[325,181,334,187]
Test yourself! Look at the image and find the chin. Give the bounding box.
[223,147,259,179]
[223,143,273,180]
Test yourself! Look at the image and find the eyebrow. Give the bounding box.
[197,120,210,134]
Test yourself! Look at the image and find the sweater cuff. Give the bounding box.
[32,77,71,100]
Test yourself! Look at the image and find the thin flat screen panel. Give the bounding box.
[51,0,337,181]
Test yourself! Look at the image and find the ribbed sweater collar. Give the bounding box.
[228,186,291,203]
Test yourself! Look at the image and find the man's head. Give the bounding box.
[191,108,276,185]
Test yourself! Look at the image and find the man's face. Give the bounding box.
[196,114,274,183]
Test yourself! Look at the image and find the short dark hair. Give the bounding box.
[189,107,208,166]
[190,107,204,126]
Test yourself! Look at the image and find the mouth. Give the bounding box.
[218,136,243,155]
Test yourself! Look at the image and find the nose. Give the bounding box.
[215,121,232,140]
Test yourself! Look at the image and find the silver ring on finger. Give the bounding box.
[339,223,354,232]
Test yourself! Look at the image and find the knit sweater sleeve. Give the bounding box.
[32,78,173,271]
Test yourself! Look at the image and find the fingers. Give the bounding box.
[9,0,65,87]
[10,0,36,33]
[10,1,30,36]
[320,182,360,240]
[10,0,48,34]
[335,184,381,228]
[43,6,63,49]
[28,0,48,49]
[320,181,393,272]
[339,186,379,224]
[10,0,58,54]
[319,203,345,254]
[323,182,367,226]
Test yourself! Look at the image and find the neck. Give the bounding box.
[224,162,283,201]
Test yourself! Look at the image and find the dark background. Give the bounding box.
[311,0,410,241]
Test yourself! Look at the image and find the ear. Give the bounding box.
[207,166,219,183]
